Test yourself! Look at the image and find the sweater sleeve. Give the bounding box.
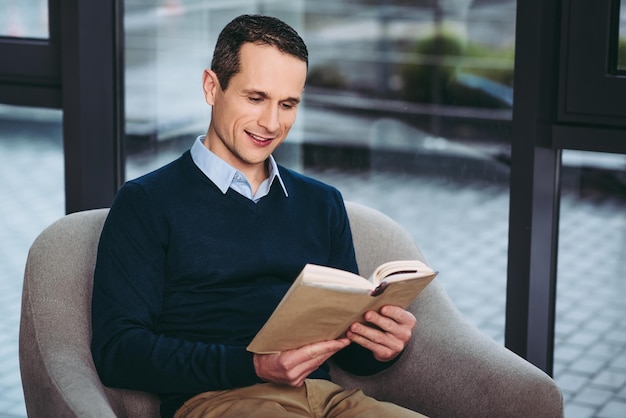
[91,182,262,395]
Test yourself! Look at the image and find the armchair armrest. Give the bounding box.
[331,281,563,417]
[337,201,564,417]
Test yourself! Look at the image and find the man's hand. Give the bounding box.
[253,338,350,387]
[346,305,416,362]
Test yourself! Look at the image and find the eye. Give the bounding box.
[249,96,263,103]
[281,102,297,110]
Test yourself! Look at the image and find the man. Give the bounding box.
[92,14,426,418]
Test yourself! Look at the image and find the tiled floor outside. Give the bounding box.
[1,111,626,417]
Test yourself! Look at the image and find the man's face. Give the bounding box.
[203,42,307,178]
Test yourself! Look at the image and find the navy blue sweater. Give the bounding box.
[91,151,392,417]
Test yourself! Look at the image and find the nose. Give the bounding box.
[258,103,280,133]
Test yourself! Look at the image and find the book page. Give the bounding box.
[300,264,374,291]
[371,260,435,285]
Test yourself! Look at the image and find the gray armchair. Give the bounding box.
[19,202,563,417]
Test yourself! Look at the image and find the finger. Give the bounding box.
[298,339,350,361]
[285,350,338,386]
[307,345,317,359]
[379,305,417,327]
[263,354,321,387]
[364,310,399,332]
[363,312,413,344]
[281,339,350,384]
[346,327,402,361]
[349,322,400,346]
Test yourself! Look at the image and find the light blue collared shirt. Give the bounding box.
[190,136,288,203]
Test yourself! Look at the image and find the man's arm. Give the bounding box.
[91,183,261,394]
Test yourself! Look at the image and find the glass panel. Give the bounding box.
[124,2,514,346]
[0,104,63,417]
[0,0,49,39]
[617,1,626,71]
[555,150,626,417]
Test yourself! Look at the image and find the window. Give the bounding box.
[555,150,626,415]
[0,0,49,39]
[560,0,626,124]
[123,0,516,344]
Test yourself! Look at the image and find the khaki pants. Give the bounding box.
[174,379,427,418]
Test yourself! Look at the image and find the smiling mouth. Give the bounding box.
[247,131,274,144]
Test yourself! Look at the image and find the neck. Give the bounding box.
[247,161,269,195]
[202,133,269,193]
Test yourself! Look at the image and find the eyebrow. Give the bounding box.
[243,89,301,105]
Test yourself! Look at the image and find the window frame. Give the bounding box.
[0,0,125,213]
[507,0,626,375]
[558,0,626,127]
[0,0,61,107]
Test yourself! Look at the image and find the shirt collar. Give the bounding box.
[190,135,288,199]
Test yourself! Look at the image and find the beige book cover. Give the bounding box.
[247,260,437,354]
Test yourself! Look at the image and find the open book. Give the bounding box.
[247,260,437,354]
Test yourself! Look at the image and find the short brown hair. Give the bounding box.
[211,15,308,90]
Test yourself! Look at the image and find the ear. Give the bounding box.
[202,69,219,105]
